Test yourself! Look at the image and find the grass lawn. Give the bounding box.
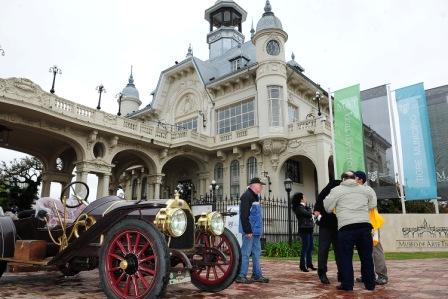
[263,251,448,261]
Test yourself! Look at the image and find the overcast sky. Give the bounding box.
[1,0,447,168]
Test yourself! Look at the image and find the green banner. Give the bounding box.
[334,84,365,178]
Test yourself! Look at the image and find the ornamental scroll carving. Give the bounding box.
[262,138,287,171]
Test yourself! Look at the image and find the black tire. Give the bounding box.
[99,219,169,299]
[190,228,241,292]
[0,261,7,278]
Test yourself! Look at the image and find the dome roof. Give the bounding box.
[287,53,305,72]
[256,0,283,31]
[121,71,140,100]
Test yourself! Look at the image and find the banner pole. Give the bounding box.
[328,88,337,179]
[387,85,406,214]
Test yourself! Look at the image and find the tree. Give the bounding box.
[0,157,43,211]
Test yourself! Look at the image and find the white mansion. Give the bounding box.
[0,0,335,204]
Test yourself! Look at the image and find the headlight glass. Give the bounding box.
[169,208,187,237]
[209,212,224,236]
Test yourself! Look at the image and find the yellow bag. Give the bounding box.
[369,208,384,230]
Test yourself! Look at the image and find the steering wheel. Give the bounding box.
[61,181,90,208]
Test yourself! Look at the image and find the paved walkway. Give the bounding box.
[1,258,447,298]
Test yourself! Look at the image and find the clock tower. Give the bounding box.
[253,1,289,137]
[204,0,247,59]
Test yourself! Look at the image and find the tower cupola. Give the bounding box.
[120,67,142,116]
[204,0,247,59]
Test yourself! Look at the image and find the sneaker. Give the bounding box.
[235,276,252,284]
[251,276,269,283]
[375,277,387,285]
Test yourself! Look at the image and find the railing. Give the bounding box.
[216,126,258,144]
[192,195,317,244]
[288,118,332,137]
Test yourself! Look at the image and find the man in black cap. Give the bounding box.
[235,177,269,284]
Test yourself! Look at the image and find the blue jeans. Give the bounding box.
[338,226,375,290]
[299,231,313,268]
[238,234,262,278]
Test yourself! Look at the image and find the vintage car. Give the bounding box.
[0,181,241,298]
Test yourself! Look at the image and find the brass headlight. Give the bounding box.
[154,207,187,237]
[197,211,224,236]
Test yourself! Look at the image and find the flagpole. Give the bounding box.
[328,88,337,179]
[387,85,406,214]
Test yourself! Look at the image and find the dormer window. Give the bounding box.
[230,56,249,72]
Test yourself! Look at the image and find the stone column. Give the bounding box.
[149,173,165,200]
[40,176,51,198]
[136,177,142,201]
[97,174,104,199]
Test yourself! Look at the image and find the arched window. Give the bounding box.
[214,163,224,200]
[247,157,257,183]
[141,177,148,200]
[230,160,240,199]
[131,178,138,200]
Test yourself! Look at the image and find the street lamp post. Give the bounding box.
[49,65,62,94]
[209,179,219,211]
[284,178,293,246]
[116,92,123,116]
[314,91,322,116]
[96,84,106,110]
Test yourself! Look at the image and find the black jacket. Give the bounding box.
[313,180,341,229]
[239,188,258,234]
[293,204,314,230]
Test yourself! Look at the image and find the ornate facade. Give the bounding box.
[0,1,333,204]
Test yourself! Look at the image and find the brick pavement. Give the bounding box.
[1,258,447,298]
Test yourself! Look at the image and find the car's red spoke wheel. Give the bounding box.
[190,228,241,292]
[106,230,157,298]
[99,219,169,299]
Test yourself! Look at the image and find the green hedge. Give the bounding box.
[264,240,319,257]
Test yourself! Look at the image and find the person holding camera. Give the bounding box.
[292,192,316,272]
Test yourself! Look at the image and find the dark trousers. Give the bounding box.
[338,226,375,290]
[317,226,340,276]
[299,230,313,267]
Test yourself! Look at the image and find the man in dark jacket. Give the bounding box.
[235,177,269,284]
[314,179,341,284]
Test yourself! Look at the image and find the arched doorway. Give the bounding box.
[277,155,318,204]
[110,149,157,200]
[161,156,204,204]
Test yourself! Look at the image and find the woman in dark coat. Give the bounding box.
[292,192,316,272]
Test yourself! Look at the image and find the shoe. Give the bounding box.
[375,277,387,285]
[355,277,363,283]
[336,285,353,291]
[252,276,269,283]
[307,265,317,271]
[235,276,252,284]
[319,273,330,284]
[300,266,309,272]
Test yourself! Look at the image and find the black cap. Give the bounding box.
[249,177,266,185]
[354,171,367,183]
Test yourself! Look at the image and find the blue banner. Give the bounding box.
[396,83,437,200]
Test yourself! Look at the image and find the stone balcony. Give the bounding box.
[1,78,332,152]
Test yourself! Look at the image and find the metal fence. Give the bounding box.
[192,195,316,243]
